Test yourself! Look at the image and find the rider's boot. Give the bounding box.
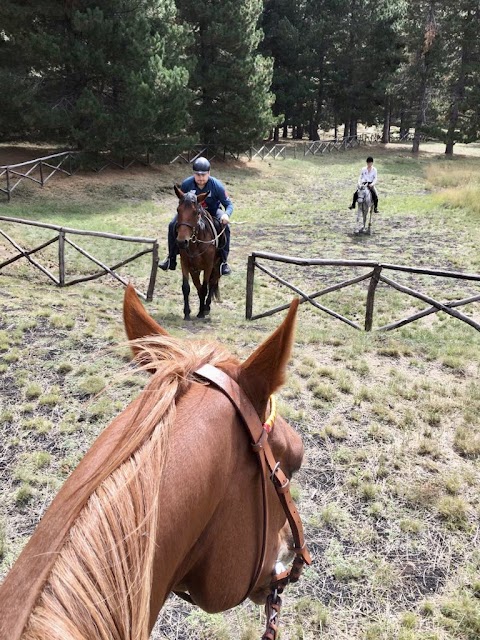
[220,262,231,276]
[348,204,355,210]
[159,255,177,271]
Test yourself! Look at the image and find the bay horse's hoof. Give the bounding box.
[197,313,205,319]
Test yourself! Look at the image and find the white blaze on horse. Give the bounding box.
[0,285,311,640]
[355,183,374,235]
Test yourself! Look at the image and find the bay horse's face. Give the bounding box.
[174,186,208,250]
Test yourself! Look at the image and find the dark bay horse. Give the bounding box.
[174,184,222,320]
[0,284,310,640]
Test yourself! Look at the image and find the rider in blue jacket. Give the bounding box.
[159,157,233,276]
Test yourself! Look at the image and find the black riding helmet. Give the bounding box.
[366,156,374,163]
[192,157,211,173]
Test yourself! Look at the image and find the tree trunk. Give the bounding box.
[444,8,470,156]
[309,120,319,140]
[382,97,391,143]
[412,2,437,154]
[400,109,408,139]
[273,126,280,142]
[282,122,288,138]
[294,125,304,140]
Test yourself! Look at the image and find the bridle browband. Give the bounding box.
[189,363,312,640]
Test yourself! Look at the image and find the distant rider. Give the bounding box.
[159,157,233,276]
[348,156,379,213]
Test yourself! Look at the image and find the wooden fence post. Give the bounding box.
[6,169,11,201]
[39,161,44,186]
[245,254,255,319]
[146,241,159,301]
[58,230,66,286]
[365,265,382,331]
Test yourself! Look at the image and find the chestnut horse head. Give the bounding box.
[0,285,310,640]
[174,184,222,320]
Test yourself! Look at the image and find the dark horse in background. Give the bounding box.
[174,185,223,320]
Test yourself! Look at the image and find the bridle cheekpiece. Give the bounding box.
[194,364,312,640]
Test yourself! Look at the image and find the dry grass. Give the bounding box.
[1,145,480,639]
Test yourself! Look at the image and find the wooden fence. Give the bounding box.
[245,252,480,332]
[0,216,159,300]
[170,135,375,164]
[0,152,79,202]
[0,133,418,201]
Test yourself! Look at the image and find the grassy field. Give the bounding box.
[1,143,479,640]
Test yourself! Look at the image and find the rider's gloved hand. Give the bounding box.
[221,213,229,225]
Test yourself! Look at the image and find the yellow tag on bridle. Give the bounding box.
[263,394,277,433]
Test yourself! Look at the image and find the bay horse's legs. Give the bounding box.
[180,259,191,320]
[191,269,208,318]
[205,261,221,315]
[182,277,191,319]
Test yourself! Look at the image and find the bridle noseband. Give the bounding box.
[192,364,312,640]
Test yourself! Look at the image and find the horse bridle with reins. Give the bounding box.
[180,363,312,640]
[176,193,225,250]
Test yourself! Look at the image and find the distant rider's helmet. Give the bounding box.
[192,157,211,173]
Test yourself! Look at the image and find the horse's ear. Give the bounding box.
[123,284,168,360]
[239,298,299,418]
[174,184,184,200]
[197,191,210,204]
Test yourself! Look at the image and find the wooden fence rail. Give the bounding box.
[0,152,79,201]
[0,215,159,301]
[245,251,480,332]
[0,133,421,201]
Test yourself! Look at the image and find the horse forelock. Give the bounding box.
[19,336,239,640]
[182,190,198,206]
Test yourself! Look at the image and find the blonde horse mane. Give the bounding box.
[22,335,237,640]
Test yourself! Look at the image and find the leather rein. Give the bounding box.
[175,363,311,640]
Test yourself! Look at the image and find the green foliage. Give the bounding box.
[0,0,190,153]
[176,0,276,147]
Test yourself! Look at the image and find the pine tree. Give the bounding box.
[176,0,276,149]
[438,0,480,154]
[0,0,190,153]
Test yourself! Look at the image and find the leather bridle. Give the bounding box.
[190,363,312,640]
[176,193,223,253]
